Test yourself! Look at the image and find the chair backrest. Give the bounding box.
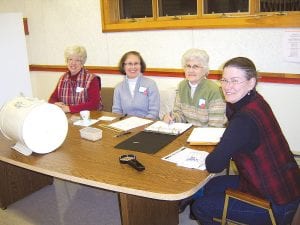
[158,87,176,119]
[101,87,114,112]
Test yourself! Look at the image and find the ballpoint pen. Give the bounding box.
[119,114,127,120]
[168,111,174,125]
[163,146,186,160]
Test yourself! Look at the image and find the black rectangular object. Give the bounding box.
[114,131,178,154]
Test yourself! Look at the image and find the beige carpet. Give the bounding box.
[0,178,198,225]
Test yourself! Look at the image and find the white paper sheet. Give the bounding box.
[108,116,153,131]
[97,116,116,121]
[162,147,209,170]
[73,119,99,127]
[283,30,300,63]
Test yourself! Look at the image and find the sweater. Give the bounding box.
[172,79,226,127]
[112,75,160,119]
[206,91,300,204]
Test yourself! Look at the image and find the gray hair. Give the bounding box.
[181,48,209,75]
[64,45,87,64]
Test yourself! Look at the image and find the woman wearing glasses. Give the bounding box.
[112,51,160,119]
[49,45,102,113]
[163,48,226,127]
[191,57,300,224]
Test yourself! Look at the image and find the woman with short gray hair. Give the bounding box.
[49,45,103,113]
[163,48,226,127]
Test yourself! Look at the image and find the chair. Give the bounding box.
[214,188,277,225]
[214,159,300,225]
[101,87,114,112]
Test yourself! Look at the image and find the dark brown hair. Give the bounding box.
[118,51,146,75]
[223,57,258,87]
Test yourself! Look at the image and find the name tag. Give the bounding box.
[199,99,206,109]
[139,86,147,93]
[76,87,84,93]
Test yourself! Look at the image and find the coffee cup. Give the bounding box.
[80,110,90,121]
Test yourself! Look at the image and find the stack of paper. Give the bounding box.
[162,147,209,170]
[187,127,225,145]
[144,121,192,135]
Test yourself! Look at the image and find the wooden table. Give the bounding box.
[0,111,214,225]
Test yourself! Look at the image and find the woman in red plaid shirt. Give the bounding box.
[49,45,102,113]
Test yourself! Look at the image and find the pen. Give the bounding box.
[119,114,127,120]
[168,111,174,125]
[163,146,186,160]
[115,131,131,138]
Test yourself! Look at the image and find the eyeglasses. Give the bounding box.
[219,78,248,86]
[67,58,82,64]
[124,62,140,67]
[184,64,203,70]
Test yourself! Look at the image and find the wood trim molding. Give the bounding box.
[29,64,300,84]
[23,18,29,35]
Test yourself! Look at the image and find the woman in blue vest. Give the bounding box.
[191,57,300,225]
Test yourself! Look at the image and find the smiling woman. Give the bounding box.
[163,48,227,127]
[191,57,300,224]
[48,45,103,113]
[112,51,160,119]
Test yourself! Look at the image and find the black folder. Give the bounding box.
[114,131,178,154]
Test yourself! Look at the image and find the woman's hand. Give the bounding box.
[54,102,70,113]
[163,112,174,124]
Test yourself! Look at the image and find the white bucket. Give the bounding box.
[0,96,68,155]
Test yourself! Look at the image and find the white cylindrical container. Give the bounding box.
[0,96,68,155]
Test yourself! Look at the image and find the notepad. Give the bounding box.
[144,121,192,135]
[187,127,225,145]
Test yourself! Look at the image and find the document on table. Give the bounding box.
[187,127,225,145]
[97,116,116,121]
[73,119,99,127]
[108,116,153,131]
[162,147,209,170]
[144,121,192,135]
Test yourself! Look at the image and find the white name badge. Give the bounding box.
[76,87,84,93]
[139,86,147,93]
[199,99,206,107]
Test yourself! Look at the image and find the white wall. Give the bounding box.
[1,0,300,151]
[0,13,32,106]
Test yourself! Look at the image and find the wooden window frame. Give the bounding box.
[100,0,300,32]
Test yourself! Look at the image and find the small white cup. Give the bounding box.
[80,110,90,121]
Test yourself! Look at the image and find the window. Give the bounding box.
[100,0,300,32]
[120,0,152,19]
[159,0,197,16]
[204,0,249,14]
[260,0,300,12]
